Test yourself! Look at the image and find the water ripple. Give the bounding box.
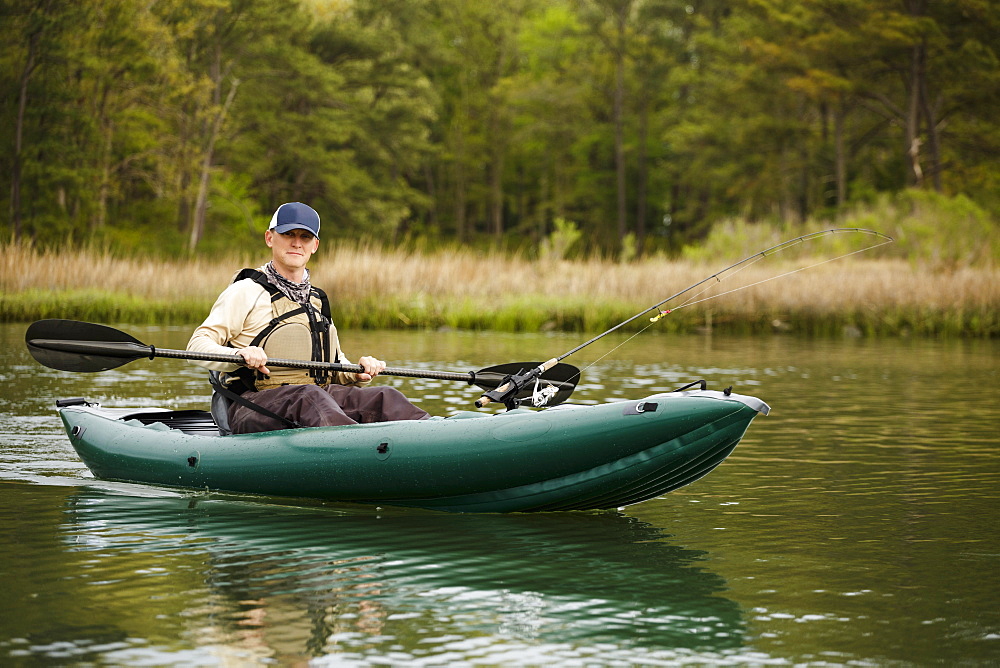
[3,326,999,664]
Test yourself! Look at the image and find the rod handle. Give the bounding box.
[474,358,558,408]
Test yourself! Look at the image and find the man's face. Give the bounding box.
[265,228,319,275]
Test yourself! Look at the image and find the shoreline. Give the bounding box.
[2,246,997,337]
[3,287,996,338]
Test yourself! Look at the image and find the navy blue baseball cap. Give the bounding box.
[268,202,320,238]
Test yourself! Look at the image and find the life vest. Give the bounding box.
[228,268,334,391]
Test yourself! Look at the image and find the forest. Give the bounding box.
[3,0,999,256]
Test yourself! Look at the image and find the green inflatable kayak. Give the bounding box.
[55,388,768,513]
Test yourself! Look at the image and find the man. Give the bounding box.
[189,202,429,433]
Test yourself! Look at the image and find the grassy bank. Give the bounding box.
[2,243,997,337]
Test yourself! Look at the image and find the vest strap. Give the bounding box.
[209,372,301,430]
[231,267,335,390]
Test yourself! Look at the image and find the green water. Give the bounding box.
[1,323,998,664]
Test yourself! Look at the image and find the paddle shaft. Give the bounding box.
[29,338,498,384]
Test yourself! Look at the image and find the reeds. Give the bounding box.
[2,243,997,336]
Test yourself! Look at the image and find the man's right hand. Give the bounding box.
[237,346,270,376]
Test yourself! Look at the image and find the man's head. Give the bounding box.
[265,203,321,280]
[267,202,321,238]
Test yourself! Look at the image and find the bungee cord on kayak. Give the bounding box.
[476,228,893,408]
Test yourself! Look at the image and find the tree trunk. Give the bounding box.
[489,146,504,240]
[11,30,41,241]
[918,48,943,192]
[834,102,847,208]
[423,163,438,232]
[176,85,195,233]
[613,4,628,245]
[634,97,648,253]
[904,2,927,188]
[94,121,114,232]
[453,166,467,243]
[189,77,239,252]
[451,96,469,242]
[798,141,809,223]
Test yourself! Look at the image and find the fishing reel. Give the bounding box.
[475,362,578,411]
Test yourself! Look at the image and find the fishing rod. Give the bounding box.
[476,227,893,408]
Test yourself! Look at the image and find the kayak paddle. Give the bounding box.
[25,319,579,408]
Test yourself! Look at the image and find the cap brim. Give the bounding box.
[271,223,319,239]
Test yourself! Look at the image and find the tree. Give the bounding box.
[152,0,269,251]
[419,0,535,242]
[229,0,438,242]
[506,3,589,244]
[2,0,996,253]
[3,0,66,241]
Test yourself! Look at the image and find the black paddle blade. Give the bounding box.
[25,319,153,372]
[474,362,580,407]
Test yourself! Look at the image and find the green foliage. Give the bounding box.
[539,217,583,261]
[619,232,638,264]
[0,0,997,256]
[0,289,209,325]
[683,191,998,267]
[848,190,999,267]
[6,283,995,337]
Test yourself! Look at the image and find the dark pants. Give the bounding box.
[229,384,429,434]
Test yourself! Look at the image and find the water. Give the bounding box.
[1,322,998,665]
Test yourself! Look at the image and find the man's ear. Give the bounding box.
[264,229,274,247]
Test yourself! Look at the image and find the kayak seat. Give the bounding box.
[209,371,234,436]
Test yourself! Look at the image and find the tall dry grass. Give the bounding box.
[2,243,998,335]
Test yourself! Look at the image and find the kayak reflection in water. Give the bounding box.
[60,489,745,657]
[187,202,428,433]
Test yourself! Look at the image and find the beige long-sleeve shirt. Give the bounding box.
[187,270,366,386]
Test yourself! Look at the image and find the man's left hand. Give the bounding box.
[357,355,387,381]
